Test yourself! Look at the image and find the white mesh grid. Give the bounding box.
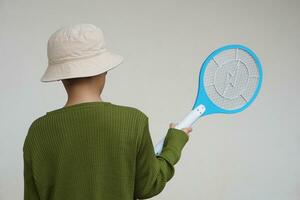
[203,48,259,110]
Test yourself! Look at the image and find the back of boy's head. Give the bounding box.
[62,71,107,93]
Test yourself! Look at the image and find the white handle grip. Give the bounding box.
[154,104,206,155]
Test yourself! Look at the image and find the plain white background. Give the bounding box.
[1,0,300,199]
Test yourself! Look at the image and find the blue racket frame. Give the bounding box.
[192,44,263,116]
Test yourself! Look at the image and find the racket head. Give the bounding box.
[192,44,263,116]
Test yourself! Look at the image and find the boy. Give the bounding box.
[23,23,192,200]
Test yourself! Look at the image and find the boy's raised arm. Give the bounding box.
[134,116,189,199]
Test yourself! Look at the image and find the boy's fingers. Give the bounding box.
[169,123,177,128]
[169,123,193,135]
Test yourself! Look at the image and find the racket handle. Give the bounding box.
[175,104,206,129]
[154,104,206,155]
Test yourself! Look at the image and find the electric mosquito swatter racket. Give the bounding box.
[155,44,263,155]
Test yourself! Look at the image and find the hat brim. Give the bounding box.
[40,51,124,82]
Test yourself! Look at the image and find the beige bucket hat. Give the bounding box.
[40,24,124,82]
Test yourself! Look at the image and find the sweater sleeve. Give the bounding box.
[23,154,40,200]
[134,116,189,199]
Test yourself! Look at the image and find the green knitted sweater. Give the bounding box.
[23,101,189,200]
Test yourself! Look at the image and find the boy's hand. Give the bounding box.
[169,123,192,136]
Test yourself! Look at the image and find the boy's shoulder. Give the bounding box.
[110,103,148,120]
[26,102,149,134]
[27,114,46,131]
[23,114,47,152]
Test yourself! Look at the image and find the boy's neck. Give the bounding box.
[64,95,103,107]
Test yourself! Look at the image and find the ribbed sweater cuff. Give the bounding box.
[158,128,189,165]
